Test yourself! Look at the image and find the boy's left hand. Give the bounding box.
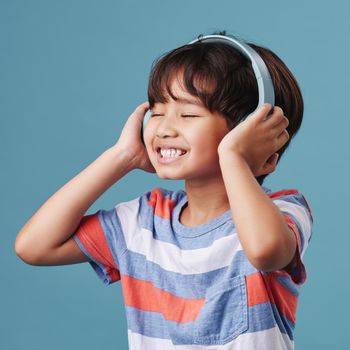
[217,104,290,177]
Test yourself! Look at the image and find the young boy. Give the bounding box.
[15,31,314,349]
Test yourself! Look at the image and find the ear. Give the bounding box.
[257,153,279,176]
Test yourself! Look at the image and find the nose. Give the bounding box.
[155,112,179,138]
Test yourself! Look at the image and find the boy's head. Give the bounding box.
[146,30,304,185]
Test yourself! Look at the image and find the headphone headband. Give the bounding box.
[187,34,275,108]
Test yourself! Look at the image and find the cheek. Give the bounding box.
[196,132,223,147]
[188,136,221,161]
[143,126,155,149]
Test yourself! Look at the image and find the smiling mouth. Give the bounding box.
[156,148,188,157]
[156,148,188,162]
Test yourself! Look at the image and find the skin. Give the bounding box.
[143,75,233,225]
[142,74,297,272]
[217,105,297,272]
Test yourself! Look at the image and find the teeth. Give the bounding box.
[159,148,186,158]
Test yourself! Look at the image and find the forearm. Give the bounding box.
[219,153,294,270]
[15,145,134,257]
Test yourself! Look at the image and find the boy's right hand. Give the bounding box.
[113,101,156,174]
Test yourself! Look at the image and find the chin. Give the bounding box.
[155,169,185,180]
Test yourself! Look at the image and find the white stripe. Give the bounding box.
[273,199,312,258]
[115,199,243,275]
[127,326,294,350]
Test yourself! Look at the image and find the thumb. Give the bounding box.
[134,101,150,115]
[131,101,150,123]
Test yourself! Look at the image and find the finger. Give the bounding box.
[263,104,275,121]
[249,103,273,122]
[276,129,290,147]
[264,107,287,129]
[136,101,150,111]
[274,116,289,134]
[132,102,150,120]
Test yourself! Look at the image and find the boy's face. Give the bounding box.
[144,76,231,181]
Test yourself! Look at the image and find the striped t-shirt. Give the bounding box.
[73,185,313,350]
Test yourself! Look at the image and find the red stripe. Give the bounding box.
[147,188,176,219]
[268,189,299,199]
[246,272,299,323]
[76,213,120,282]
[121,274,205,323]
[283,214,307,285]
[121,270,298,325]
[246,272,271,305]
[268,188,313,221]
[264,272,299,323]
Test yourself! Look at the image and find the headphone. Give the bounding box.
[140,34,275,145]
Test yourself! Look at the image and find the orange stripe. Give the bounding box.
[76,213,120,282]
[268,188,313,222]
[264,272,299,323]
[284,214,302,252]
[283,214,307,285]
[148,188,176,219]
[246,272,298,323]
[246,272,271,305]
[121,274,205,323]
[268,188,299,199]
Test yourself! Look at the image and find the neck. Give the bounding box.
[181,176,231,225]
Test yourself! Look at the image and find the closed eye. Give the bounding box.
[150,114,199,118]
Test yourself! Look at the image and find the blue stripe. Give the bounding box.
[139,189,237,249]
[126,305,180,342]
[119,249,258,299]
[274,275,301,297]
[124,301,295,345]
[276,192,313,244]
[247,302,276,333]
[248,303,295,340]
[97,208,128,268]
[270,302,295,340]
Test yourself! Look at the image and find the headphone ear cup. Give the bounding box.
[141,109,151,146]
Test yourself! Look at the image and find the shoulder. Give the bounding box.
[266,187,314,259]
[266,187,313,222]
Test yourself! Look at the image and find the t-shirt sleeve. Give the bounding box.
[271,190,314,285]
[73,208,126,286]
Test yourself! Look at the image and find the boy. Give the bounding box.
[15,31,314,349]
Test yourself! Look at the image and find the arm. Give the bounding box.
[14,146,134,265]
[14,101,153,266]
[218,153,297,272]
[217,104,296,272]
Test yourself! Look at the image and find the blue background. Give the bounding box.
[1,0,347,349]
